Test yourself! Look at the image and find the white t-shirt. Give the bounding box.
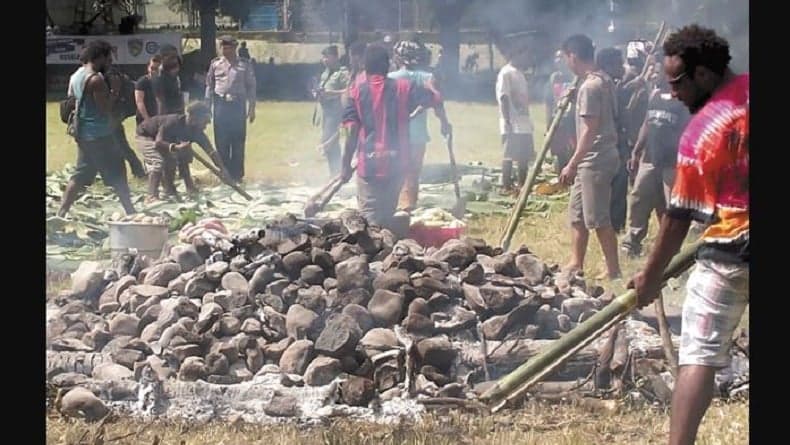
[496,63,533,135]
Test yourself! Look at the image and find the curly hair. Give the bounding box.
[663,24,731,76]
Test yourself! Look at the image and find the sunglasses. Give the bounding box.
[667,71,688,85]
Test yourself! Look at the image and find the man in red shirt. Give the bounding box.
[629,25,748,445]
[340,45,441,233]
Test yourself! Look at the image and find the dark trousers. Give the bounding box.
[610,142,631,233]
[114,124,145,177]
[213,100,247,181]
[321,111,342,177]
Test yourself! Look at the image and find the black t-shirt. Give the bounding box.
[136,114,211,152]
[134,74,158,125]
[643,91,691,167]
[152,72,184,115]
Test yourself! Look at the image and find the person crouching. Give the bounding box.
[135,101,226,202]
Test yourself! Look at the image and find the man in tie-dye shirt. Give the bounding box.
[629,25,748,445]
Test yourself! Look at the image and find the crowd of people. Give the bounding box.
[54,25,748,445]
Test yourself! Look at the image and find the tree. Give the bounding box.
[168,0,250,61]
[431,0,474,90]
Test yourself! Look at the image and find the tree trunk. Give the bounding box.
[198,0,218,61]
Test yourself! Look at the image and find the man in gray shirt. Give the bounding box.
[559,34,622,281]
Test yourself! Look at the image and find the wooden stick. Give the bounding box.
[655,291,678,377]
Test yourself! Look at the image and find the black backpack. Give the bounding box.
[114,72,137,120]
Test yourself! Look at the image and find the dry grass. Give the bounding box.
[46,399,748,445]
[45,101,748,443]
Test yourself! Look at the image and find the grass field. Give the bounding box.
[45,100,748,444]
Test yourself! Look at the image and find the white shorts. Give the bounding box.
[679,259,749,368]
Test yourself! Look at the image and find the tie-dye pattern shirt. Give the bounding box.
[668,73,749,262]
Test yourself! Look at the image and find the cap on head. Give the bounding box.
[219,35,238,47]
[321,45,339,57]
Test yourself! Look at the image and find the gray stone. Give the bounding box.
[172,344,202,363]
[341,304,375,333]
[265,279,291,299]
[304,356,343,386]
[229,256,249,273]
[59,387,109,421]
[432,240,476,269]
[515,254,548,285]
[249,265,276,295]
[282,252,310,280]
[460,263,485,285]
[263,306,288,340]
[170,245,203,273]
[411,277,452,299]
[330,242,362,264]
[143,263,182,287]
[300,265,325,286]
[219,315,242,337]
[438,382,465,398]
[359,328,398,356]
[205,261,229,281]
[207,374,242,385]
[264,393,299,417]
[71,261,105,300]
[416,336,456,372]
[336,257,372,294]
[481,298,540,340]
[367,289,404,328]
[139,321,165,343]
[111,348,145,369]
[109,314,140,337]
[51,372,90,388]
[260,293,285,313]
[221,271,250,300]
[557,313,572,332]
[82,328,112,351]
[263,337,293,362]
[310,248,335,274]
[373,268,411,292]
[255,364,281,376]
[315,315,362,358]
[296,286,327,313]
[51,338,94,352]
[340,376,375,407]
[205,352,230,375]
[196,302,223,333]
[285,304,322,340]
[421,365,450,386]
[92,362,134,381]
[209,340,239,363]
[403,313,434,336]
[184,277,215,299]
[178,357,207,381]
[561,297,601,322]
[323,277,338,291]
[241,318,262,335]
[130,284,169,300]
[245,345,265,374]
[333,288,371,309]
[279,339,315,375]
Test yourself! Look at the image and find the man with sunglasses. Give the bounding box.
[629,25,748,445]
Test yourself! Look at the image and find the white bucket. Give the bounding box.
[108,222,169,261]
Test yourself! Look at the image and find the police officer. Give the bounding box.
[205,36,257,182]
[314,45,349,176]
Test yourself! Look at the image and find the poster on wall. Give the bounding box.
[46,33,182,65]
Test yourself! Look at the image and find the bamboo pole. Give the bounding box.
[499,77,581,251]
[481,240,701,412]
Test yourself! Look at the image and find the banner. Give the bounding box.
[46,33,182,65]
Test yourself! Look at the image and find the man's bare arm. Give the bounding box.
[135,90,150,121]
[567,115,600,168]
[90,75,112,116]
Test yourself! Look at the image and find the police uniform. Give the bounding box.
[205,36,257,181]
[317,46,350,176]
